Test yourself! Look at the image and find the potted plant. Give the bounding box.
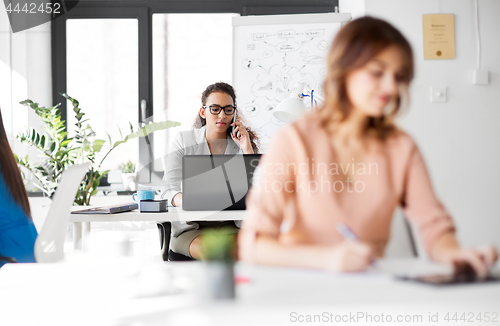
[15,93,181,205]
[120,160,137,191]
[199,227,237,300]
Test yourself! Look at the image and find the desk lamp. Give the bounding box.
[273,82,324,124]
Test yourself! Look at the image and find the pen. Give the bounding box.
[337,222,378,268]
[336,222,358,242]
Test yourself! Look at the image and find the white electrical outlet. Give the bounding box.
[430,87,447,103]
[473,69,489,85]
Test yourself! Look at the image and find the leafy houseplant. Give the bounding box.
[120,160,137,191]
[120,160,136,174]
[200,228,237,300]
[16,99,75,198]
[16,93,180,205]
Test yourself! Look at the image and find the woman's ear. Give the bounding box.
[199,107,206,119]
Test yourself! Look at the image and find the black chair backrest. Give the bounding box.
[0,255,18,263]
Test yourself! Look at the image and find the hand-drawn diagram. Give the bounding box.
[234,20,342,151]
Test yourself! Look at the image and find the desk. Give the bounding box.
[69,207,247,249]
[0,259,499,326]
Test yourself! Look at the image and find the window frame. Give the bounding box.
[51,0,338,184]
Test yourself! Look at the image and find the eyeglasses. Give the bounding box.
[203,104,236,115]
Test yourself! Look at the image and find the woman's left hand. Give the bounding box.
[431,232,499,279]
[446,245,499,279]
[231,121,253,154]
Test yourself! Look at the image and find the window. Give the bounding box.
[66,19,139,171]
[152,13,237,171]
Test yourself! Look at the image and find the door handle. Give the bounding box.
[140,99,147,124]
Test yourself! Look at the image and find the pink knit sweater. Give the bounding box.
[239,113,455,262]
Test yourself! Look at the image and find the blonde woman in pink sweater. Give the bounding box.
[238,17,498,275]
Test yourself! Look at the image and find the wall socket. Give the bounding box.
[430,86,447,103]
[473,69,489,85]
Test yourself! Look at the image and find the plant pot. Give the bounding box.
[205,261,235,300]
[121,173,137,191]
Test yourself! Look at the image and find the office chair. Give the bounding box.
[156,222,195,261]
[0,255,17,264]
[168,249,195,261]
[157,221,171,261]
[34,163,90,263]
[385,208,418,258]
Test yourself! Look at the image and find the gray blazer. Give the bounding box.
[161,125,242,205]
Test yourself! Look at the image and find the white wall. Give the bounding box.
[0,7,52,157]
[341,0,500,249]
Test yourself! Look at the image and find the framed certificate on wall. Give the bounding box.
[423,14,456,60]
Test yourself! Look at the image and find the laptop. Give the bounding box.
[182,154,261,211]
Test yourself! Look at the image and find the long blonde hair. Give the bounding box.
[320,16,414,140]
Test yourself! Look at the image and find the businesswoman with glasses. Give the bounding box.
[162,82,259,260]
[239,17,498,275]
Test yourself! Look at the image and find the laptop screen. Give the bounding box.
[182,154,261,211]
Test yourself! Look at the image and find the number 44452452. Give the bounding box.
[5,2,61,14]
[444,312,498,323]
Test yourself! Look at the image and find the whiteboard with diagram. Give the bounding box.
[232,13,351,151]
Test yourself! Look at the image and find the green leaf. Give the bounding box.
[116,125,123,140]
[112,120,181,148]
[19,99,34,106]
[92,139,105,153]
[106,133,112,147]
[61,93,80,109]
[49,142,56,153]
[40,135,46,148]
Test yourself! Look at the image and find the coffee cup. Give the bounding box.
[132,190,155,209]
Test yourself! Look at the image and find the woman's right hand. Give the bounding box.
[325,241,374,272]
[172,193,183,207]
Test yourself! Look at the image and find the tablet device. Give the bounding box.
[396,261,500,286]
[397,272,500,286]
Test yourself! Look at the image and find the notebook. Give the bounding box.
[71,203,138,214]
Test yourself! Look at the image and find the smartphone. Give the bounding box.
[232,112,237,137]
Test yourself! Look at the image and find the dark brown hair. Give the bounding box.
[320,16,414,139]
[0,109,31,216]
[194,82,260,153]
